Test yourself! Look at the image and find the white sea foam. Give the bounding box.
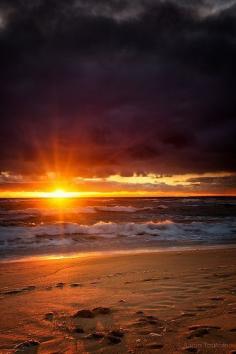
[156,205,168,209]
[0,219,235,252]
[33,220,173,238]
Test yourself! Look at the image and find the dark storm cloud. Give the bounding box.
[0,0,236,178]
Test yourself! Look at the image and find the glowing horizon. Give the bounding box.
[0,172,235,198]
[0,190,235,199]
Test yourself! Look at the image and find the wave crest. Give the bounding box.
[35,220,173,238]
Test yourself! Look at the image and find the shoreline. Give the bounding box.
[1,242,236,264]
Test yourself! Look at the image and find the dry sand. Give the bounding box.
[0,248,236,353]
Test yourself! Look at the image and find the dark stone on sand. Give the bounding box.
[14,340,40,351]
[74,327,84,333]
[70,283,82,287]
[92,307,111,315]
[107,334,121,344]
[109,329,124,338]
[44,312,54,321]
[86,332,105,339]
[145,343,163,349]
[229,328,236,332]
[73,309,95,318]
[55,282,65,288]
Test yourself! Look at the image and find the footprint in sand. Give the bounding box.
[55,282,65,288]
[70,283,82,287]
[3,285,36,296]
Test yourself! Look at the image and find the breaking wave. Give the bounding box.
[0,219,235,253]
[0,197,235,258]
[34,220,173,237]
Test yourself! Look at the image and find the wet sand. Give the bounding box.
[0,248,236,353]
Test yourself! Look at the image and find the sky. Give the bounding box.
[0,0,236,196]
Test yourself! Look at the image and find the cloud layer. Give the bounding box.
[0,0,236,185]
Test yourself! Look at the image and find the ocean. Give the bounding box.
[0,197,235,260]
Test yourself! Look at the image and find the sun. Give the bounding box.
[40,188,80,199]
[51,189,68,198]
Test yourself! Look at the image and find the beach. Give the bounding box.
[0,248,236,353]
